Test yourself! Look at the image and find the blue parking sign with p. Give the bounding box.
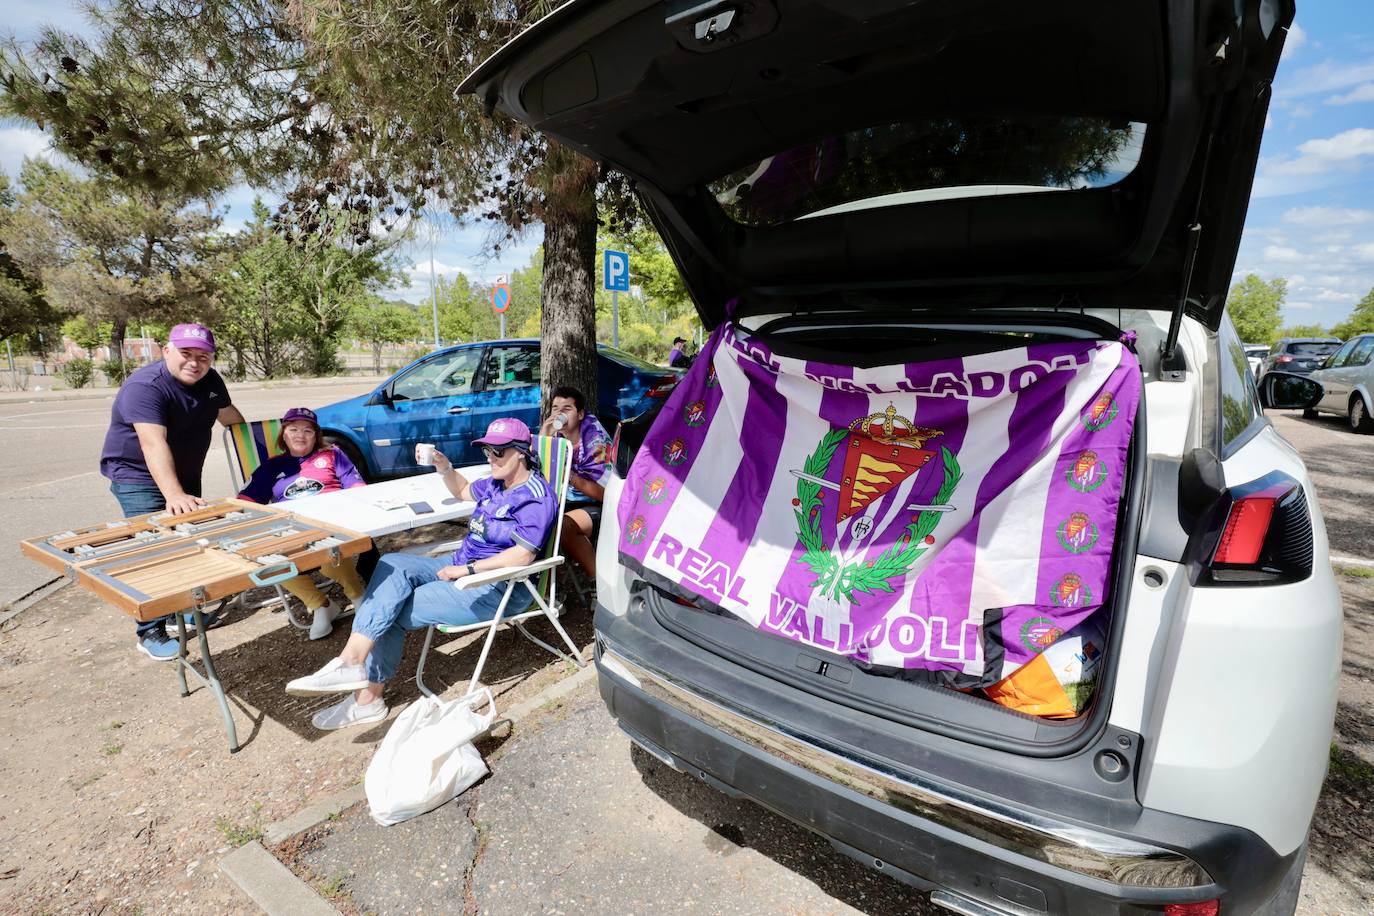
[604,249,630,292]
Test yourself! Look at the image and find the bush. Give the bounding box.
[100,358,134,386]
[60,357,95,389]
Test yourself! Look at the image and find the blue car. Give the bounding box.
[314,339,682,479]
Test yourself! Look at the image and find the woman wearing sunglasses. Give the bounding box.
[284,418,557,730]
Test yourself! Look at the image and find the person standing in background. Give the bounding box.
[668,336,690,368]
[100,323,246,660]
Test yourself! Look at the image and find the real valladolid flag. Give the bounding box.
[618,324,1141,686]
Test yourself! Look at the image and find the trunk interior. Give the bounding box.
[630,309,1144,753]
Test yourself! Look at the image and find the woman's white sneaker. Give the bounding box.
[285,657,370,696]
[311,695,388,731]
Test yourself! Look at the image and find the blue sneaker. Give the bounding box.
[137,632,180,661]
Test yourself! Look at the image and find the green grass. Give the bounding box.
[1334,564,1374,579]
[1330,743,1374,783]
[318,870,349,900]
[108,720,124,730]
[215,815,265,847]
[102,742,123,757]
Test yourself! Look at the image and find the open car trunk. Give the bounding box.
[614,312,1144,749]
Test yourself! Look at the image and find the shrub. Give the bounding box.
[100,358,134,386]
[60,357,94,389]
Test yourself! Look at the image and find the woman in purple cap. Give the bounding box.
[237,407,369,639]
[285,417,557,730]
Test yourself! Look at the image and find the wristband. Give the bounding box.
[466,563,477,577]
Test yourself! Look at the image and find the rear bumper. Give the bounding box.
[595,610,1300,915]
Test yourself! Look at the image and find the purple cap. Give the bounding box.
[473,417,532,448]
[168,323,216,354]
[281,407,318,426]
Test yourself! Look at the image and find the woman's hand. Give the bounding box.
[437,564,468,581]
[431,449,454,474]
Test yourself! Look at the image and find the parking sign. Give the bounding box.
[604,249,630,292]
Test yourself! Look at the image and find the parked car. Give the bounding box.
[1259,337,1342,379]
[1306,333,1374,432]
[465,2,1334,914]
[313,340,681,478]
[1244,343,1270,376]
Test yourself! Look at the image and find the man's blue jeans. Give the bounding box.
[350,553,530,684]
[110,482,174,638]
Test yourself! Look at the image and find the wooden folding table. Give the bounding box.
[21,499,372,752]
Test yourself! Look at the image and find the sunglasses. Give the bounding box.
[482,445,513,459]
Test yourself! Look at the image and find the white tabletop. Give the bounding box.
[285,465,489,538]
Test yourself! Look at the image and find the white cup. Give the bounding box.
[416,443,436,466]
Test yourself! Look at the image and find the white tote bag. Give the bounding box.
[366,688,496,827]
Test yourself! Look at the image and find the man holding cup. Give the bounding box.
[539,386,613,577]
[99,323,246,660]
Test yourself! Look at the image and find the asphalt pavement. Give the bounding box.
[299,681,935,915]
[0,380,379,608]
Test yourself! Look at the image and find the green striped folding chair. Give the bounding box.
[222,418,286,492]
[415,434,585,700]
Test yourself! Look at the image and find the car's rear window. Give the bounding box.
[1287,342,1339,355]
[707,117,1146,227]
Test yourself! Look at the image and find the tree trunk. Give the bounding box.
[539,161,599,417]
[110,316,128,366]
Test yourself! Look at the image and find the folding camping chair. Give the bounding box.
[219,418,317,628]
[415,435,586,700]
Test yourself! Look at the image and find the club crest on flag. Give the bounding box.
[1056,511,1099,554]
[1081,391,1119,431]
[643,476,668,504]
[625,515,648,545]
[1020,617,1065,653]
[1050,572,1091,607]
[664,437,688,466]
[683,400,707,427]
[790,404,961,604]
[705,362,719,388]
[1066,449,1107,492]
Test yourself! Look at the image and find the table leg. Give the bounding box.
[192,606,240,753]
[174,613,190,698]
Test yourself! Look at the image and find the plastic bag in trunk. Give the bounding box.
[617,323,1140,689]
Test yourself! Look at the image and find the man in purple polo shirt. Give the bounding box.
[285,418,557,731]
[100,322,246,660]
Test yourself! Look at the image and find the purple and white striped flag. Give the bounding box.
[618,324,1141,685]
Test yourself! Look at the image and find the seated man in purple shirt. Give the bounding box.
[538,385,613,577]
[285,418,557,731]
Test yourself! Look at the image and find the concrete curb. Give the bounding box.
[223,660,599,913]
[220,842,339,916]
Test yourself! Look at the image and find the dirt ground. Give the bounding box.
[0,526,593,916]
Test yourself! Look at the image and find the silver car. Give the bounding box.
[1307,334,1374,432]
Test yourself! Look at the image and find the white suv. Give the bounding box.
[463,2,1339,913]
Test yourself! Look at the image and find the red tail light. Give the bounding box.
[1276,354,1294,363]
[645,374,679,398]
[1211,496,1277,565]
[1164,902,1218,916]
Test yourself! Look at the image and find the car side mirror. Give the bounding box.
[446,374,467,388]
[1258,372,1322,410]
[367,387,393,407]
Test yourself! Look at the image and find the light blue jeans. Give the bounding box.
[350,553,531,684]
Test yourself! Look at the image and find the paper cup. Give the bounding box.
[416,443,436,466]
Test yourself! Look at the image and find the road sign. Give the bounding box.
[491,283,511,313]
[604,249,630,292]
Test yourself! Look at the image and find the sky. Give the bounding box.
[3,2,1373,328]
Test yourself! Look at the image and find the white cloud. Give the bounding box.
[0,126,55,179]
[1262,245,1304,263]
[1282,23,1307,60]
[405,259,473,281]
[1285,301,1315,311]
[1325,83,1374,106]
[1355,243,1374,262]
[1281,59,1374,99]
[1282,206,1374,227]
[1252,128,1374,196]
[1315,289,1358,303]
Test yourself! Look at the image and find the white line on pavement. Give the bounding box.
[0,407,110,420]
[1332,555,1374,568]
[0,471,98,495]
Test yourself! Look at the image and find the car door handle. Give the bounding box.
[447,406,470,415]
